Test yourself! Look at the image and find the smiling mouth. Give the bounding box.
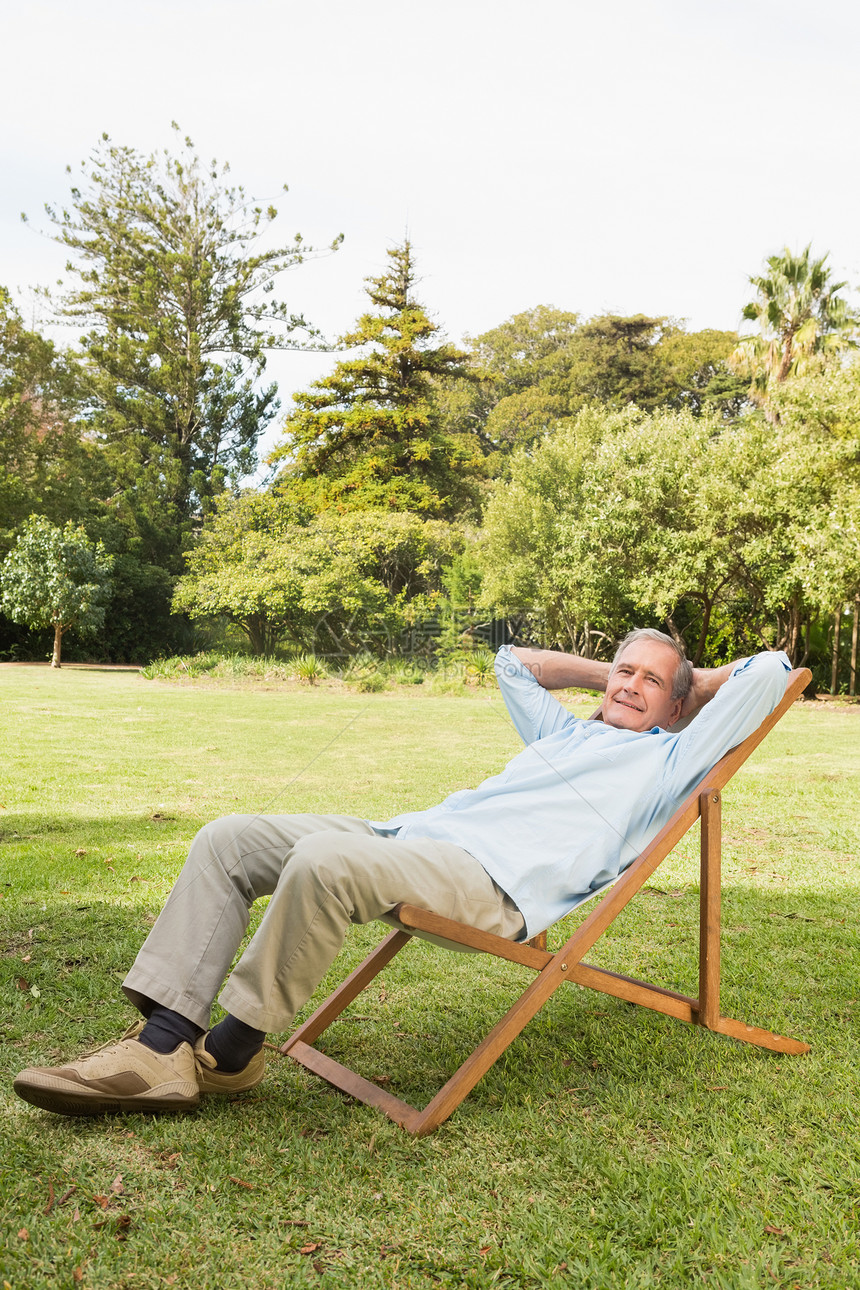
[613,697,643,712]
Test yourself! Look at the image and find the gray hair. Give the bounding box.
[611,628,693,702]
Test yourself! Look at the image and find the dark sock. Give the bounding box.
[139,1005,204,1055]
[205,1014,266,1073]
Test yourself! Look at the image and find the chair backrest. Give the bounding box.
[563,667,811,958]
[699,666,810,795]
[578,665,810,908]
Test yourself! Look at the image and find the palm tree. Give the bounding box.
[729,245,856,412]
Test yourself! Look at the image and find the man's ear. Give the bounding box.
[665,699,683,729]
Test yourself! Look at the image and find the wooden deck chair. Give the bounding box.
[281,666,812,1134]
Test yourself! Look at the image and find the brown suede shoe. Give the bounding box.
[13,1026,199,1116]
[193,1035,266,1095]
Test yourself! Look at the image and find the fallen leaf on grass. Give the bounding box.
[73,1267,84,1283]
[92,1195,111,1210]
[74,849,88,857]
[15,977,30,991]
[17,1228,28,1240]
[300,1242,323,1255]
[110,1174,124,1194]
[764,1225,786,1236]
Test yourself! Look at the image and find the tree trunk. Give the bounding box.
[51,623,63,668]
[244,614,266,657]
[851,595,859,698]
[831,607,842,695]
[785,592,802,664]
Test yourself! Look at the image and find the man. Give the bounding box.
[13,630,790,1116]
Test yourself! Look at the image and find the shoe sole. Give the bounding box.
[14,1073,199,1117]
[197,1071,266,1095]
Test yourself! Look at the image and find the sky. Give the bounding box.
[3,0,860,459]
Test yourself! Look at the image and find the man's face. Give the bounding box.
[602,640,683,733]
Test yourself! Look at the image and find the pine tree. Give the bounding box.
[39,127,341,568]
[272,241,479,517]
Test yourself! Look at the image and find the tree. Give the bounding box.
[0,287,96,550]
[0,516,112,666]
[271,241,479,517]
[0,288,188,664]
[479,403,858,666]
[436,306,581,463]
[38,127,342,568]
[478,405,644,652]
[172,492,460,655]
[729,245,856,414]
[438,308,744,469]
[562,314,679,410]
[657,328,749,419]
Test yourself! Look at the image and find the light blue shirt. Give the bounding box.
[372,646,791,938]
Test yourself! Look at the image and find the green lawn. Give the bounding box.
[1,665,858,1289]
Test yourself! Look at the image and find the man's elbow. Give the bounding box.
[747,650,792,711]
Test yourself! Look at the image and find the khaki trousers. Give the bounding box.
[122,814,524,1034]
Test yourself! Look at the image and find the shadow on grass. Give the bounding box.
[2,868,853,1125]
[293,881,844,1117]
[0,808,195,846]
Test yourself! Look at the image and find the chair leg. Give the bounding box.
[698,789,721,1030]
[694,789,810,1055]
[281,929,411,1053]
